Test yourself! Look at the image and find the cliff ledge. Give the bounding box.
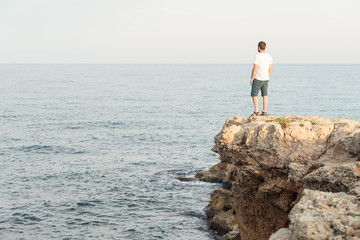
[198,116,360,240]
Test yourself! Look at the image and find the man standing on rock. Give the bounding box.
[249,41,273,117]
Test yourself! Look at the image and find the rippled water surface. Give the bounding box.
[1,64,359,239]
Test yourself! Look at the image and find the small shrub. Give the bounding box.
[274,117,294,129]
[300,123,304,127]
[310,120,317,125]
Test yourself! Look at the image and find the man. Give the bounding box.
[249,41,273,117]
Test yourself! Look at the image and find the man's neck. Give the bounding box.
[259,50,266,53]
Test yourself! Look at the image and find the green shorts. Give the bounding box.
[251,79,269,97]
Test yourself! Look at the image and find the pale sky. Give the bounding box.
[0,0,359,64]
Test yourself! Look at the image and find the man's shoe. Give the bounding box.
[249,112,260,118]
[261,111,268,116]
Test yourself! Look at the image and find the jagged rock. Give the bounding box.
[222,230,241,240]
[209,116,360,240]
[302,162,360,193]
[176,177,195,182]
[196,158,237,238]
[269,228,291,240]
[206,188,239,237]
[195,161,234,185]
[289,189,360,240]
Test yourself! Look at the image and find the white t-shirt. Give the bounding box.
[254,52,273,80]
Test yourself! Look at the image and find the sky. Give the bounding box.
[0,0,359,64]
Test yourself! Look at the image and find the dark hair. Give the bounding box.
[258,41,266,50]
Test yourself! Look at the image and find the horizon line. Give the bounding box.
[0,63,359,65]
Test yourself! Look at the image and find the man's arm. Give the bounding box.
[269,64,273,77]
[250,64,258,85]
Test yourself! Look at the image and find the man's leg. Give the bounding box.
[251,80,260,113]
[252,97,259,113]
[261,81,269,113]
[263,96,268,112]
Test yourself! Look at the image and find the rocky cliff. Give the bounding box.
[197,116,360,240]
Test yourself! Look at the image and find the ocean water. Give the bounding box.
[0,64,359,239]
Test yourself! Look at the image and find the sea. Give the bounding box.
[0,64,359,240]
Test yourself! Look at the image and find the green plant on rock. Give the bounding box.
[310,120,317,125]
[274,117,294,129]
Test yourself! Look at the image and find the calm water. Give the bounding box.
[0,64,359,239]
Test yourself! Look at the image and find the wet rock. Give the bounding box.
[195,161,234,185]
[176,177,195,182]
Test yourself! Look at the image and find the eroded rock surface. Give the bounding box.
[205,188,240,239]
[208,116,360,240]
[269,228,292,240]
[289,189,360,240]
[195,161,234,185]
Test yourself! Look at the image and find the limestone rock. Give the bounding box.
[289,189,360,240]
[208,116,360,240]
[269,228,291,240]
[303,162,360,193]
[195,161,235,185]
[222,230,241,240]
[206,188,239,237]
